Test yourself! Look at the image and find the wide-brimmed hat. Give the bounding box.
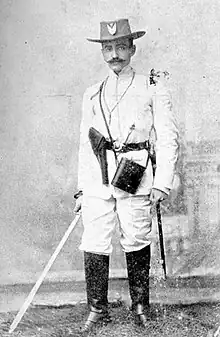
[87,18,146,43]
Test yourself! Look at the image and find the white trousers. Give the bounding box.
[79,194,152,255]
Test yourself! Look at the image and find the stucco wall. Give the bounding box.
[0,0,220,284]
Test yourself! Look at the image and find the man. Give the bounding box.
[74,18,179,333]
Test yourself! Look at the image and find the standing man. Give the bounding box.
[74,18,179,332]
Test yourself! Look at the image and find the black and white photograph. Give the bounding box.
[0,1,220,336]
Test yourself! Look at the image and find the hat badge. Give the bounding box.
[107,22,117,35]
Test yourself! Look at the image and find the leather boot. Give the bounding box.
[126,245,151,327]
[81,252,110,334]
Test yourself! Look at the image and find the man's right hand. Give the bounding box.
[74,196,82,213]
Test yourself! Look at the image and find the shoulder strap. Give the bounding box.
[98,81,118,165]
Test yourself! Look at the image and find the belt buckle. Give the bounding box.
[113,141,124,153]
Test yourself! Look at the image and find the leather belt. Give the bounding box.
[120,141,149,153]
[106,140,149,153]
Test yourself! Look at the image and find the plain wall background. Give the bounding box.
[1,0,220,284]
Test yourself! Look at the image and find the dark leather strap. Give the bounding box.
[105,140,149,153]
[120,141,149,153]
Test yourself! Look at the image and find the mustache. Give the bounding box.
[108,58,124,64]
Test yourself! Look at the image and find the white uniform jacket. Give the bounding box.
[77,65,179,199]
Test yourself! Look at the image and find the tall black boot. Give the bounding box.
[81,252,110,333]
[126,245,151,327]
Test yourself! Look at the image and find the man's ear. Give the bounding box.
[130,44,136,57]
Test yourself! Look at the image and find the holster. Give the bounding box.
[88,127,111,185]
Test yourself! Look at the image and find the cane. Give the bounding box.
[9,213,81,334]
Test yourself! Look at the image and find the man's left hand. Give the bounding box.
[150,188,168,204]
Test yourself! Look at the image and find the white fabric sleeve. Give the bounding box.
[151,83,179,194]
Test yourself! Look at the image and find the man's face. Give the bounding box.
[101,38,136,74]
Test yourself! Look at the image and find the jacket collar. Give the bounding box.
[108,65,134,80]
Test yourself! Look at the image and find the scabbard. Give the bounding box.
[156,202,167,279]
[149,149,167,279]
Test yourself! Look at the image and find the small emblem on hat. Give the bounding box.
[107,22,117,35]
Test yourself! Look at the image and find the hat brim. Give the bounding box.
[87,31,146,43]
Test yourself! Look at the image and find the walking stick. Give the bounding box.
[9,213,81,334]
